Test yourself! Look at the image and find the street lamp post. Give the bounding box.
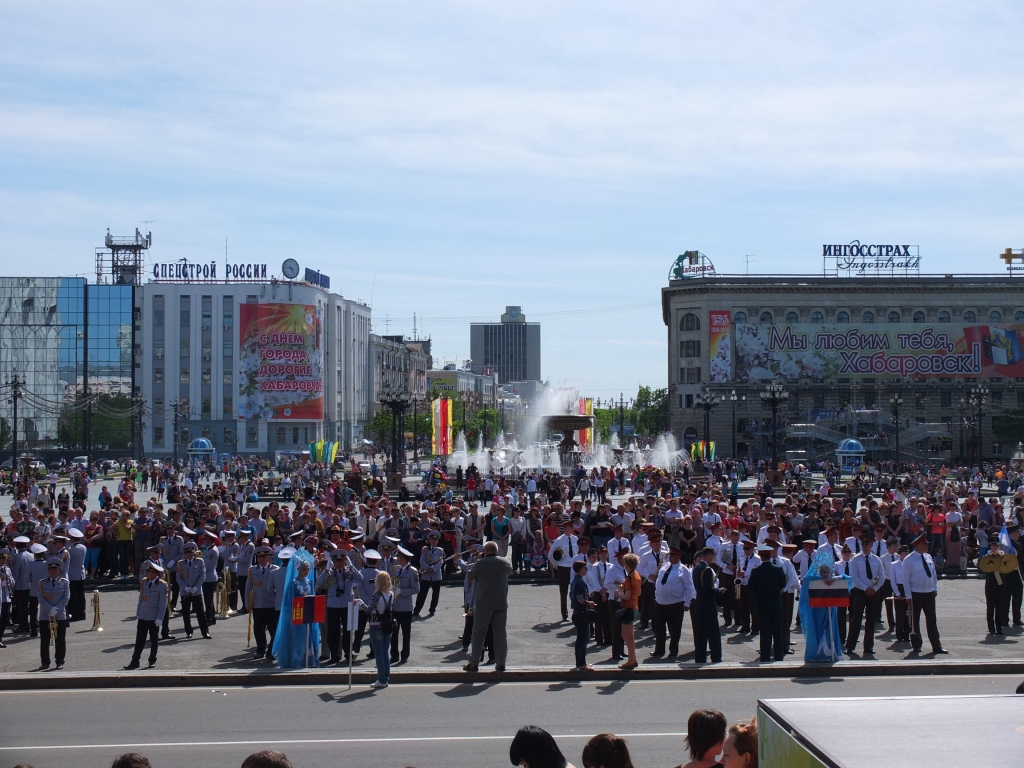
[460,390,473,438]
[410,393,425,464]
[379,384,411,480]
[760,380,789,467]
[695,389,718,459]
[969,385,989,465]
[889,394,904,472]
[722,389,744,459]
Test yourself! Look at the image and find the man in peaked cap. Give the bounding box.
[178,541,211,640]
[125,562,168,670]
[37,557,70,669]
[747,544,786,662]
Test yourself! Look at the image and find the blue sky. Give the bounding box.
[2,1,1023,399]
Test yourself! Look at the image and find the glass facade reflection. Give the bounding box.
[0,278,134,452]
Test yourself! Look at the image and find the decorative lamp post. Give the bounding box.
[760,379,789,467]
[695,389,718,458]
[410,392,425,464]
[379,384,411,478]
[722,389,744,459]
[969,385,989,465]
[889,394,904,472]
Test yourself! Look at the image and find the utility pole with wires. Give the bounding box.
[4,375,22,472]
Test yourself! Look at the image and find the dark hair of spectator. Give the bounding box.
[581,733,634,768]
[110,754,152,768]
[729,718,759,767]
[241,750,294,768]
[685,709,727,760]
[509,725,568,768]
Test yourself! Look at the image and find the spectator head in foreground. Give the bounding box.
[721,719,758,768]
[682,709,727,767]
[111,754,152,768]
[581,733,634,768]
[510,725,570,768]
[241,750,293,768]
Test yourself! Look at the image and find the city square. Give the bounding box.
[4,3,1024,768]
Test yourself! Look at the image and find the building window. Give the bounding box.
[862,311,875,322]
[224,310,233,329]
[292,427,299,444]
[202,343,211,361]
[246,295,257,304]
[154,309,164,326]
[814,392,825,408]
[223,372,233,384]
[939,311,951,322]
[685,367,702,384]
[201,398,211,417]
[277,426,286,443]
[223,397,232,415]
[734,312,747,324]
[991,390,1002,405]
[179,397,189,415]
[680,313,700,331]
[223,341,232,357]
[940,391,952,408]
[224,427,234,443]
[202,426,212,439]
[964,310,977,322]
[202,369,211,384]
[201,311,212,330]
[180,369,190,384]
[836,312,849,324]
[993,443,1003,456]
[154,427,164,445]
[180,307,190,327]
[681,340,701,357]
[759,311,773,324]
[154,341,164,360]
[181,427,190,444]
[913,311,926,323]
[154,368,163,384]
[180,340,190,357]
[246,425,258,447]
[785,311,799,323]
[887,311,900,323]
[685,393,694,408]
[811,311,823,323]
[990,310,1002,322]
[153,398,163,414]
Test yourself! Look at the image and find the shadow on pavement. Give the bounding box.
[434,682,496,698]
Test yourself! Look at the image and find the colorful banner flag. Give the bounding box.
[708,441,716,461]
[576,397,594,452]
[291,595,327,625]
[690,441,700,460]
[708,310,732,383]
[432,397,452,455]
[808,580,850,608]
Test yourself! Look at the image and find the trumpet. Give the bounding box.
[90,590,103,632]
[49,614,58,646]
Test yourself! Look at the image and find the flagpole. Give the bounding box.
[305,624,310,669]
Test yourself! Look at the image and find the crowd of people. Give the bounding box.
[0,452,1022,681]
[8,717,761,768]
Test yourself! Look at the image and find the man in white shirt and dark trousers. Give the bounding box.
[716,529,742,628]
[650,547,695,657]
[735,540,761,634]
[901,532,947,655]
[889,544,911,642]
[637,529,668,632]
[548,520,578,622]
[845,531,885,656]
[772,541,800,653]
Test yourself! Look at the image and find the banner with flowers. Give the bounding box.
[238,303,324,420]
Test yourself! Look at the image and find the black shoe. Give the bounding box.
[462,645,469,653]
[202,633,212,639]
[30,632,37,638]
[1015,621,1024,627]
[147,661,156,669]
[0,641,7,648]
[648,650,664,657]
[328,657,341,665]
[413,611,421,617]
[38,662,50,670]
[161,633,171,640]
[666,652,678,658]
[186,633,193,639]
[934,647,949,654]
[483,657,496,665]
[367,651,375,659]
[390,656,400,664]
[429,609,435,615]
[495,665,505,672]
[123,661,140,670]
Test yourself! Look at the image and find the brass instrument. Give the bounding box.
[49,614,58,645]
[90,590,103,632]
[217,574,230,619]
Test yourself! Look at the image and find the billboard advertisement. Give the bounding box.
[708,310,732,383]
[721,322,1024,382]
[238,303,323,420]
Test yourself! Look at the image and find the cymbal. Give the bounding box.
[999,553,1019,575]
[979,553,1001,574]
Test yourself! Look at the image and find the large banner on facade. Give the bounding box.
[238,303,323,420]
[722,322,1024,382]
[708,310,732,383]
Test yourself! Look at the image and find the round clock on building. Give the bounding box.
[281,258,300,279]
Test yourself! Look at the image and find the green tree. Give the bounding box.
[466,407,502,445]
[633,386,668,435]
[368,409,394,444]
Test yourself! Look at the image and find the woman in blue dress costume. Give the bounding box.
[797,548,852,663]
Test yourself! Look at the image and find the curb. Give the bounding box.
[4,659,1024,691]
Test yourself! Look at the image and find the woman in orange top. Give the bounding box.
[615,553,642,669]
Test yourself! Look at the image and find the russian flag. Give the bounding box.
[808,580,850,608]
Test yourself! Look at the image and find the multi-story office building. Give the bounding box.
[662,252,1024,464]
[470,305,541,383]
[0,277,135,456]
[137,259,371,458]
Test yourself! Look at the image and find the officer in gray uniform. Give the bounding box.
[201,533,221,625]
[354,549,383,656]
[248,546,279,660]
[48,534,70,579]
[0,549,13,647]
[11,536,34,632]
[177,541,210,639]
[389,546,420,664]
[318,550,358,664]
[26,543,49,638]
[162,527,185,611]
[236,529,255,611]
[125,562,169,669]
[38,557,70,669]
[414,531,445,616]
[66,529,88,622]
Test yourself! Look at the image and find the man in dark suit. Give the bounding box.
[692,547,724,664]
[464,541,512,673]
[747,544,787,662]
